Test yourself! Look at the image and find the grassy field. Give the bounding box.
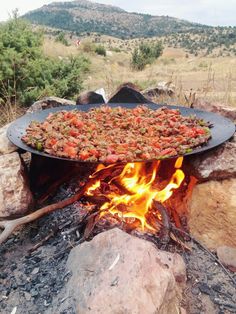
[44,36,236,107]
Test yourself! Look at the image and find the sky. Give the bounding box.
[0,0,235,26]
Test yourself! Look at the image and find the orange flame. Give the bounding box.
[85,157,185,232]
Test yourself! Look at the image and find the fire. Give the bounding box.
[84,157,185,232]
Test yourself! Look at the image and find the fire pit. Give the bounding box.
[0,104,235,241]
[0,101,236,314]
[1,102,234,245]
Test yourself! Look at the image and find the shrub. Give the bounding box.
[95,45,106,56]
[55,31,70,46]
[131,41,163,70]
[131,48,147,70]
[0,16,90,108]
[82,41,95,53]
[111,47,121,53]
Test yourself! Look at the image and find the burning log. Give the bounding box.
[83,195,110,206]
[152,201,170,244]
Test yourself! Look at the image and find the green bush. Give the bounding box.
[95,45,106,56]
[55,31,70,46]
[0,16,90,107]
[131,41,163,70]
[131,48,147,70]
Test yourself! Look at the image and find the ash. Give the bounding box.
[0,183,235,314]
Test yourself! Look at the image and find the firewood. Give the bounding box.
[0,180,96,245]
[83,195,109,205]
[153,200,170,244]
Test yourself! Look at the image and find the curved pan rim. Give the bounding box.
[7,103,236,163]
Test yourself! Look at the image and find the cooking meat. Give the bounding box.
[21,105,211,162]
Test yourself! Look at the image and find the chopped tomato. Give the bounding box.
[134,117,142,123]
[64,112,75,120]
[89,149,100,158]
[170,116,178,122]
[49,138,57,146]
[69,130,80,137]
[140,152,151,159]
[63,145,77,158]
[71,117,84,128]
[79,151,90,160]
[162,137,172,143]
[160,148,177,156]
[105,154,119,163]
[66,141,77,148]
[152,142,161,149]
[195,128,206,135]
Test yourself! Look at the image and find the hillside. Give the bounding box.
[23,0,211,38]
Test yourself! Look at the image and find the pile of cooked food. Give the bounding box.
[22,105,211,162]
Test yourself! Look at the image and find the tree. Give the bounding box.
[0,16,90,108]
[131,41,163,71]
[131,48,146,70]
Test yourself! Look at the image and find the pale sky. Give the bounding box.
[0,0,235,26]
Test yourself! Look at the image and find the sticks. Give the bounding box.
[0,164,123,246]
[28,229,57,253]
[0,182,94,246]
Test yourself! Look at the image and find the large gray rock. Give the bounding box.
[188,99,236,181]
[76,91,105,105]
[49,228,186,314]
[189,133,236,181]
[143,81,175,99]
[108,82,150,104]
[0,124,17,155]
[26,96,75,113]
[0,152,33,217]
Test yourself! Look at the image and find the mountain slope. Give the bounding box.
[23,0,210,38]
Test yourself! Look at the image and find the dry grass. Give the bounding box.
[42,37,80,58]
[80,47,236,107]
[0,102,25,127]
[42,36,236,108]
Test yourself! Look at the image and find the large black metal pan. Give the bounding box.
[7,103,235,162]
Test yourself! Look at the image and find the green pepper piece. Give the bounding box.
[185,148,193,153]
[36,142,43,151]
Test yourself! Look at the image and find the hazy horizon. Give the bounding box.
[0,0,235,26]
